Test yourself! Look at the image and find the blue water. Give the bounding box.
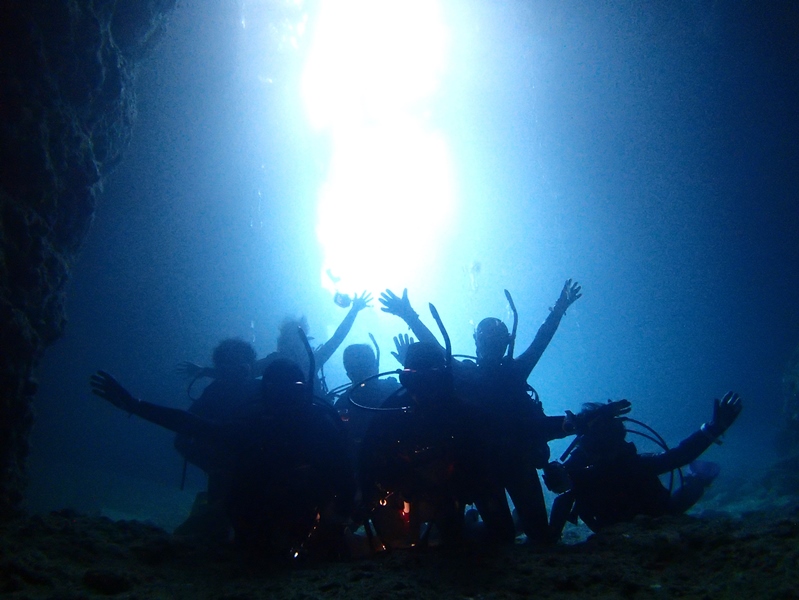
[26,0,799,532]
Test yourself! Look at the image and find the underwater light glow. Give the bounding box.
[302,0,453,296]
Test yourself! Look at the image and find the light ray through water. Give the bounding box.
[302,0,454,298]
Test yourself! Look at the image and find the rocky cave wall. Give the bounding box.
[0,0,177,518]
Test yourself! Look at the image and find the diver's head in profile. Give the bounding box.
[276,316,312,369]
[576,402,628,458]
[212,338,257,381]
[400,341,448,399]
[261,357,307,407]
[343,344,378,384]
[474,317,510,366]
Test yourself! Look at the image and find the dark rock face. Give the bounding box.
[2,508,799,598]
[0,0,177,518]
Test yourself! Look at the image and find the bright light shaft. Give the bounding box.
[302,0,453,296]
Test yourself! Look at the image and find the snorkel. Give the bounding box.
[428,303,452,370]
[369,333,380,372]
[297,326,315,404]
[428,302,454,396]
[504,289,519,360]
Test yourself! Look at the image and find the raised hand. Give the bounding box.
[554,279,582,313]
[351,291,373,312]
[707,391,743,437]
[391,333,415,366]
[89,371,140,414]
[380,288,416,321]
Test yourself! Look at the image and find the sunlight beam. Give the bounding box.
[302,0,453,296]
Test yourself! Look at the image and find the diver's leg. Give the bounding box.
[473,486,516,543]
[549,491,575,541]
[669,476,709,514]
[506,463,551,544]
[669,461,721,514]
[437,502,465,545]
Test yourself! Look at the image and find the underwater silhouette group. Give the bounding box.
[90,279,742,561]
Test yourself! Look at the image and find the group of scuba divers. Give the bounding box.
[90,279,743,560]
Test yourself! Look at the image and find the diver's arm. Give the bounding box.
[90,370,221,439]
[402,313,441,348]
[642,392,743,475]
[133,401,220,439]
[514,279,582,380]
[379,288,441,349]
[533,415,573,442]
[176,361,217,380]
[315,291,373,368]
[641,431,716,475]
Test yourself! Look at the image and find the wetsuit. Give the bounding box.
[359,387,484,546]
[551,429,722,535]
[388,288,577,543]
[134,397,354,555]
[174,378,260,485]
[335,377,401,449]
[455,359,569,543]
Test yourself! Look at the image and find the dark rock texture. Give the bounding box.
[0,0,177,518]
[1,504,798,599]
